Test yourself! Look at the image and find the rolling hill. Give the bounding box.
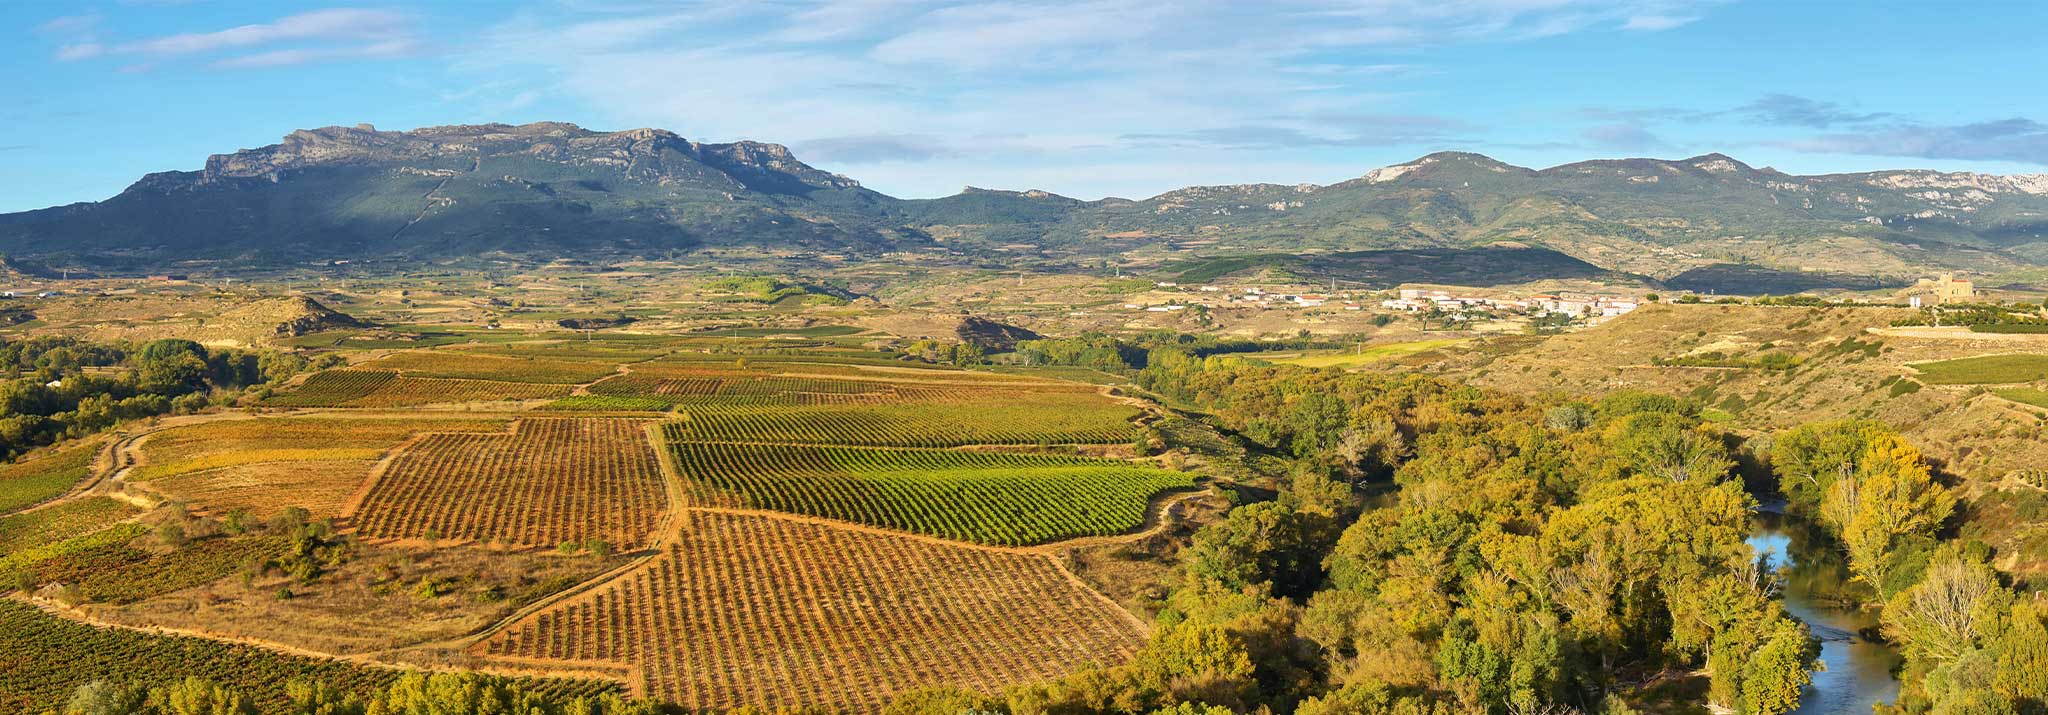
[5,122,2048,285]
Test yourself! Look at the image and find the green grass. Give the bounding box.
[696,325,866,338]
[1265,339,1470,368]
[1910,354,2048,384]
[660,435,1194,546]
[0,440,99,515]
[1969,324,2048,334]
[29,534,288,605]
[541,395,678,412]
[0,496,139,557]
[1994,387,2048,409]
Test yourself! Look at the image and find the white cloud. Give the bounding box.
[55,8,421,68]
[1622,14,1698,30]
[454,0,1729,197]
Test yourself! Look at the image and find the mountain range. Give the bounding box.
[5,121,2047,284]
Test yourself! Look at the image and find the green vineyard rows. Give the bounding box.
[0,600,617,714]
[669,402,1141,447]
[0,441,99,515]
[658,432,1193,546]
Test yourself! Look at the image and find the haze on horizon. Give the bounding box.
[4,0,2046,213]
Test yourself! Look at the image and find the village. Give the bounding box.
[1123,282,1646,325]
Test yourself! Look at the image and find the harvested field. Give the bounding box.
[350,418,669,549]
[150,460,375,520]
[474,511,1145,713]
[659,434,1192,546]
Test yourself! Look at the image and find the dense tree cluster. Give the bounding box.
[55,673,657,715]
[0,337,335,459]
[900,356,1825,715]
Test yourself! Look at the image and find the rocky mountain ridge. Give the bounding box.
[4,122,2047,284]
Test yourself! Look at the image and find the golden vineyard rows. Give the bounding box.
[475,511,1145,713]
[350,419,668,549]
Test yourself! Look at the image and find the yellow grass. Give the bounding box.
[1269,339,1470,368]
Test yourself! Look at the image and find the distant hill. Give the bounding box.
[6,122,2048,284]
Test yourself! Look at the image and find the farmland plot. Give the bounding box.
[131,417,509,519]
[475,511,1145,713]
[0,439,101,515]
[268,370,572,407]
[659,434,1192,545]
[356,351,623,384]
[350,418,669,549]
[669,399,1141,447]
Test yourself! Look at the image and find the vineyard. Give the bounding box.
[1910,354,2048,384]
[474,511,1146,713]
[659,435,1192,545]
[350,418,669,549]
[0,439,100,515]
[668,400,1142,447]
[0,496,139,556]
[130,417,507,483]
[0,600,617,714]
[584,365,1104,410]
[356,351,624,384]
[268,370,572,407]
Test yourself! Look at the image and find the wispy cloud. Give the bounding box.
[54,8,421,69]
[1581,122,1670,151]
[798,134,954,163]
[1776,118,2048,165]
[1735,94,1891,128]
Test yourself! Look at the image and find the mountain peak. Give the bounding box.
[1680,153,1754,174]
[1362,151,1524,183]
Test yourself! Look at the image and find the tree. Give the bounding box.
[65,680,149,715]
[1739,620,1817,715]
[1883,548,2003,664]
[1994,603,2048,713]
[153,677,256,715]
[1823,433,1954,591]
[1770,420,1884,515]
[285,678,366,715]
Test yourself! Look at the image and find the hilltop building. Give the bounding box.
[1905,273,1976,307]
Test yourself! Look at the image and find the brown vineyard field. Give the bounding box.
[348,418,669,549]
[474,510,1146,713]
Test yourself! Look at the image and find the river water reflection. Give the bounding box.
[1747,508,1902,715]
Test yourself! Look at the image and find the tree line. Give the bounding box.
[0,336,340,460]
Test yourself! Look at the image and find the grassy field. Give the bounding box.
[1910,354,2048,384]
[0,439,101,515]
[1265,338,1470,368]
[1994,387,2048,409]
[475,511,1144,713]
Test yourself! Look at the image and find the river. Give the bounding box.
[1747,507,1903,715]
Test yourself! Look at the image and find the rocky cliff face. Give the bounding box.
[0,122,897,270]
[5,124,2048,281]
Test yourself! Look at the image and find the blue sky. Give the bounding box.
[4,1,2047,213]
